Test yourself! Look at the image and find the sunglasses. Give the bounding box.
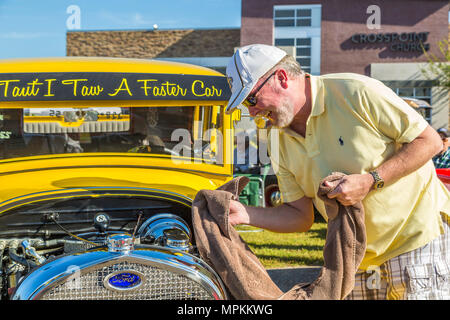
[242,71,276,108]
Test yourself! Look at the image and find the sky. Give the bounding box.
[0,0,242,59]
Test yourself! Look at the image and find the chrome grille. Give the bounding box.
[41,261,213,300]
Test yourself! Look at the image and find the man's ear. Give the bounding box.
[276,69,289,89]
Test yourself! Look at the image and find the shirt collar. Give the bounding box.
[279,74,324,138]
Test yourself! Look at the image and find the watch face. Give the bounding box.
[376,181,384,189]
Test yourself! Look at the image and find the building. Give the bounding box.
[241,0,449,129]
[66,0,449,129]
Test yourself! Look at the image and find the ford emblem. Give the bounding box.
[104,270,145,292]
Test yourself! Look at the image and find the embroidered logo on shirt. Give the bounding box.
[339,136,344,146]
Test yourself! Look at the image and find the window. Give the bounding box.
[392,87,432,123]
[274,37,312,73]
[273,4,321,75]
[0,106,224,165]
[274,38,294,46]
[393,87,432,104]
[274,8,311,27]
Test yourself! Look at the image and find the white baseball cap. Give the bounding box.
[225,44,287,113]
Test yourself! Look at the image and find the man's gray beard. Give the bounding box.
[273,98,295,128]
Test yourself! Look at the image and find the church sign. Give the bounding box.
[351,32,430,52]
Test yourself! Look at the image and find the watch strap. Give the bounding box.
[369,170,384,189]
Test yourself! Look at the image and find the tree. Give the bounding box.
[421,39,450,89]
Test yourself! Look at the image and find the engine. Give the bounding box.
[0,195,228,300]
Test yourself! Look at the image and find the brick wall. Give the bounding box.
[241,0,449,76]
[66,28,240,58]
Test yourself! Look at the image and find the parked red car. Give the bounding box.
[437,168,450,190]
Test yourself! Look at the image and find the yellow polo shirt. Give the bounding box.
[268,73,450,270]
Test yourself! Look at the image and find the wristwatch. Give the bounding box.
[369,170,384,189]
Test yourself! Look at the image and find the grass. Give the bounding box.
[235,222,327,269]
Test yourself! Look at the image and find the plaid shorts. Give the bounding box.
[346,213,450,300]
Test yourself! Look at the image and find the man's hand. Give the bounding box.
[325,173,373,206]
[229,199,250,226]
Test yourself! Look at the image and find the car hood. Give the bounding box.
[0,154,231,212]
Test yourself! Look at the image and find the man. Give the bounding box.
[433,127,450,168]
[225,44,450,300]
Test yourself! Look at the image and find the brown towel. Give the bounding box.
[191,173,366,300]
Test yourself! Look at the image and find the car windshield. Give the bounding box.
[0,106,224,165]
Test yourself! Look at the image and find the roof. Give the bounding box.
[0,57,224,76]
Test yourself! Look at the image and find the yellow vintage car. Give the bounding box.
[0,57,238,300]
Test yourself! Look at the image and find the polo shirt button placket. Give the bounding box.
[305,127,319,158]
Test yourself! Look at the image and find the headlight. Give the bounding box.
[137,213,192,252]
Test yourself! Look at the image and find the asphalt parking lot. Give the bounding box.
[267,266,322,292]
